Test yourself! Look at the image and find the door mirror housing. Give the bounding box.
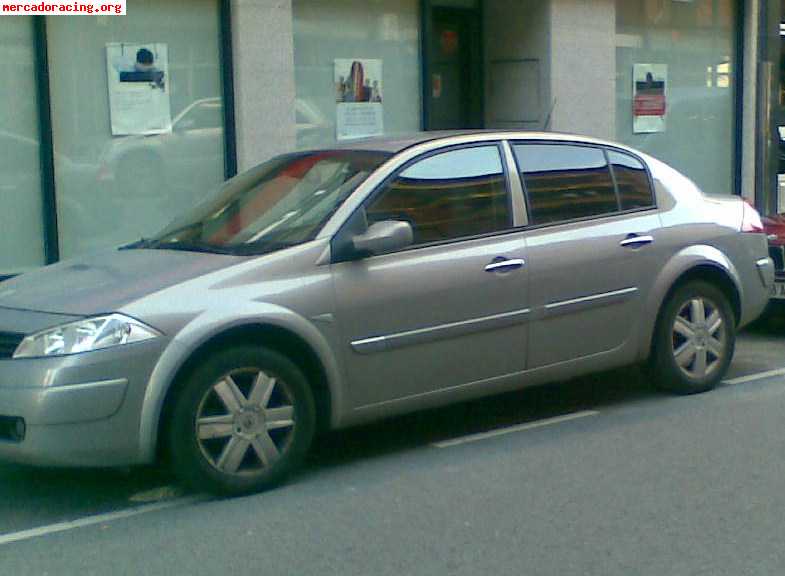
[351,220,414,257]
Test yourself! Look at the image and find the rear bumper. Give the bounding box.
[766,244,785,300]
[734,235,773,328]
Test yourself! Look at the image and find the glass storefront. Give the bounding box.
[615,0,738,196]
[47,0,226,259]
[0,17,46,274]
[292,0,422,149]
[0,1,764,276]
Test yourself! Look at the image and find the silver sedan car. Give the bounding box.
[0,132,773,495]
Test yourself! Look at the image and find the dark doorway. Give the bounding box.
[425,4,483,131]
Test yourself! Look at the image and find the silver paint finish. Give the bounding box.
[332,232,530,408]
[0,130,771,468]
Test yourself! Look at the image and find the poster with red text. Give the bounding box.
[633,64,667,134]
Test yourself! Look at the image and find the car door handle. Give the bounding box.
[620,234,654,248]
[485,258,525,272]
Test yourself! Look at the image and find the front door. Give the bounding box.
[427,6,482,130]
[331,144,529,408]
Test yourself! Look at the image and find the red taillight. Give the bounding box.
[741,201,764,233]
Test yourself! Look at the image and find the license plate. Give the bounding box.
[771,281,785,300]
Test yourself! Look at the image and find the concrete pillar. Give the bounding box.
[231,0,297,170]
[741,0,759,203]
[549,0,616,140]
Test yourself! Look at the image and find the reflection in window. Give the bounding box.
[153,150,391,251]
[174,98,223,131]
[608,151,654,210]
[366,146,510,245]
[515,144,618,225]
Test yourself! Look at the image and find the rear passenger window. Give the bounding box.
[514,144,618,225]
[607,151,654,210]
[365,145,511,246]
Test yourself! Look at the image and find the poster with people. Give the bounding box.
[633,63,668,134]
[334,59,384,140]
[106,43,172,136]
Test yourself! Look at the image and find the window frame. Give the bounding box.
[332,141,522,260]
[509,140,658,230]
[605,148,657,213]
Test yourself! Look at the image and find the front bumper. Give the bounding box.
[0,338,166,467]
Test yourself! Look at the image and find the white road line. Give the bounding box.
[0,495,201,547]
[723,367,785,386]
[432,410,600,449]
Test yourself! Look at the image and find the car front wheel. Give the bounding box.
[651,281,735,394]
[169,345,316,495]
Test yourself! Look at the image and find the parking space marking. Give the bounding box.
[723,367,785,386]
[0,496,202,547]
[432,410,600,449]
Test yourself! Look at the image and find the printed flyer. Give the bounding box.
[106,42,172,136]
[633,63,668,134]
[334,58,384,140]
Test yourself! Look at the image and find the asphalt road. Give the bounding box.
[1,317,785,575]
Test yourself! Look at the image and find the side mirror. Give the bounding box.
[351,220,413,257]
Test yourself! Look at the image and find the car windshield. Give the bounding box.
[143,150,391,255]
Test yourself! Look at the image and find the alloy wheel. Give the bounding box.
[671,296,726,380]
[195,367,296,476]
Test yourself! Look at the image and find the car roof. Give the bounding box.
[321,130,637,155]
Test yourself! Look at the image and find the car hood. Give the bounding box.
[0,248,243,317]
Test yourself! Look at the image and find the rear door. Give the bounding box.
[511,142,661,369]
[331,143,530,407]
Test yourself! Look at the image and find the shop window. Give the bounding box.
[366,146,510,245]
[0,17,46,273]
[292,0,421,149]
[46,0,226,259]
[615,0,737,196]
[515,144,618,225]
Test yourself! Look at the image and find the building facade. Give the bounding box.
[0,0,782,275]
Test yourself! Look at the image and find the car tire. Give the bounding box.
[168,345,316,496]
[651,281,735,395]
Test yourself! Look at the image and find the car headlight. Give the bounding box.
[13,314,161,359]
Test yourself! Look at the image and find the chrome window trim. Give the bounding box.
[351,308,531,355]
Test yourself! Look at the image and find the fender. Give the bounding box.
[638,244,742,361]
[136,302,345,463]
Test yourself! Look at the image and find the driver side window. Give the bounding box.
[365,145,511,246]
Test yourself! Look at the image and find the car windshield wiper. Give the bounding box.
[147,240,236,255]
[119,238,152,250]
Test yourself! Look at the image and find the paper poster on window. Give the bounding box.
[633,64,667,134]
[335,59,383,140]
[106,43,172,136]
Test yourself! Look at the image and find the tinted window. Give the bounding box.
[514,144,618,225]
[607,151,654,210]
[366,146,511,245]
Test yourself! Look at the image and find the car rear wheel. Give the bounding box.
[651,281,735,394]
[169,346,315,495]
